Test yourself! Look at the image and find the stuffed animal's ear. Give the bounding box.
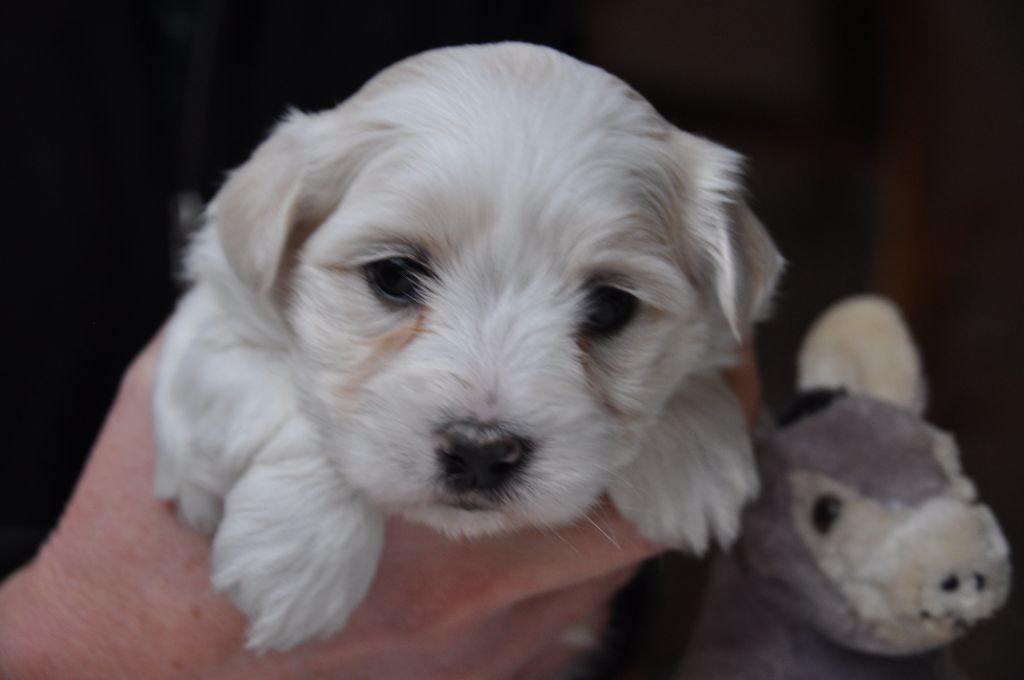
[797,295,927,414]
[207,110,356,295]
[669,130,785,337]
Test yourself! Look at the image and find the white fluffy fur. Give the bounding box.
[153,43,782,650]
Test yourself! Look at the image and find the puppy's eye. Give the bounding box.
[581,285,637,337]
[364,257,431,305]
[812,494,842,534]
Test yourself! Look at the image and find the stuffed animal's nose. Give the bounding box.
[436,420,532,492]
[922,532,1011,630]
[932,567,1003,621]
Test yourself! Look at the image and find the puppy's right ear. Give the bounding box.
[609,371,758,552]
[667,130,784,338]
[207,110,351,295]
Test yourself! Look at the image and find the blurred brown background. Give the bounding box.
[2,0,1020,677]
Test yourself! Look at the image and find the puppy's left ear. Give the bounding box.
[668,130,784,337]
[207,109,367,296]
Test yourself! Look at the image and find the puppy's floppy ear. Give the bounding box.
[208,110,352,295]
[668,130,784,337]
[609,372,757,552]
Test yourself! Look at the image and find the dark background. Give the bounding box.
[2,1,1021,677]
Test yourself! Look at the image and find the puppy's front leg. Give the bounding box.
[609,372,757,554]
[212,443,384,651]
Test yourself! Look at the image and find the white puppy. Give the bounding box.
[153,42,783,651]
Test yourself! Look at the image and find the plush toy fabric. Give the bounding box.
[676,296,1011,680]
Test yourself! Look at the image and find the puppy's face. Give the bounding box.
[209,44,780,535]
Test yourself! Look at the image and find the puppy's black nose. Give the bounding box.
[436,420,532,493]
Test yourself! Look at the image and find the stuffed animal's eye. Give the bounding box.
[812,494,842,534]
[582,285,637,337]
[364,257,431,305]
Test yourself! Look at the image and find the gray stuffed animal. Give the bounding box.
[676,296,1011,680]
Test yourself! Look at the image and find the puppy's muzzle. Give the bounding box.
[435,419,533,494]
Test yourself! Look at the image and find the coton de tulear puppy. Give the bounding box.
[153,42,783,651]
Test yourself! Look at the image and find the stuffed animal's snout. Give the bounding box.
[856,497,1012,652]
[911,502,1011,634]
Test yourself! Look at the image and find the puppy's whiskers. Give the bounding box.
[518,492,582,554]
[586,459,639,496]
[583,511,621,550]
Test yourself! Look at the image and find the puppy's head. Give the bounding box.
[204,43,782,535]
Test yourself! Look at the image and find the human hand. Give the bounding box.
[0,334,760,679]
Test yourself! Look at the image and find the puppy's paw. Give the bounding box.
[154,454,223,534]
[610,372,757,553]
[212,452,384,651]
[174,482,224,535]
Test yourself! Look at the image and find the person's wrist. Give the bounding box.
[0,556,86,678]
[0,568,36,677]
